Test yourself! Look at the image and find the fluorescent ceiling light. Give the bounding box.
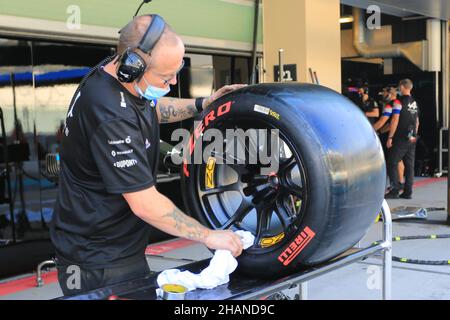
[340,16,354,23]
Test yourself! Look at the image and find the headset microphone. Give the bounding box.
[134,0,153,18]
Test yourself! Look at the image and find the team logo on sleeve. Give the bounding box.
[64,91,81,137]
[67,92,81,119]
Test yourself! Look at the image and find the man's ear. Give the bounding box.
[144,51,153,69]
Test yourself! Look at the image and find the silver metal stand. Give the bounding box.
[298,282,308,300]
[278,49,285,82]
[381,200,392,300]
[60,202,393,301]
[238,200,393,300]
[36,259,56,287]
[438,127,448,175]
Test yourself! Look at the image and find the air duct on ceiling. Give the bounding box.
[352,7,428,70]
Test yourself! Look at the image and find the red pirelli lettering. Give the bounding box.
[277,227,316,266]
[217,101,232,116]
[183,159,189,177]
[186,101,233,170]
[204,110,216,127]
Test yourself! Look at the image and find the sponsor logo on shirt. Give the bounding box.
[145,138,151,149]
[408,101,418,114]
[111,149,134,157]
[108,136,132,145]
[113,159,138,168]
[120,92,127,108]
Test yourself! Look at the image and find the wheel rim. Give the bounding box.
[192,117,308,252]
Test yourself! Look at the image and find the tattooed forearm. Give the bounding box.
[161,207,209,241]
[159,104,177,123]
[157,98,198,123]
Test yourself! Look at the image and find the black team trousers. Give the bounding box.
[387,139,416,195]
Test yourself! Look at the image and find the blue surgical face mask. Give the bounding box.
[134,75,170,101]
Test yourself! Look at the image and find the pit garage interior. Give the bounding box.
[0,0,449,300]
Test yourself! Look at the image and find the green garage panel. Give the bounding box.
[0,0,262,43]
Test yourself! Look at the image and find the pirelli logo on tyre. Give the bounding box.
[277,227,316,266]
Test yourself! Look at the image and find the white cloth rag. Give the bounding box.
[157,230,255,292]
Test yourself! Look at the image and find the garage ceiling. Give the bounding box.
[341,0,450,20]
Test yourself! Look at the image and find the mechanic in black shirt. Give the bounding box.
[376,87,390,108]
[357,86,379,125]
[50,15,245,296]
[385,79,420,199]
[373,87,405,190]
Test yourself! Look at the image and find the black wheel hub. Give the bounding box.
[195,121,308,250]
[268,174,280,189]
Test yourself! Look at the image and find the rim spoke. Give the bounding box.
[209,150,242,165]
[200,181,241,197]
[254,206,273,245]
[241,173,268,184]
[234,128,259,160]
[274,197,294,229]
[204,150,251,176]
[280,155,296,171]
[283,185,304,198]
[228,163,251,175]
[252,187,275,205]
[219,200,254,230]
[259,130,280,160]
[222,135,249,166]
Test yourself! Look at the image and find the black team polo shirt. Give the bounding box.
[50,66,160,269]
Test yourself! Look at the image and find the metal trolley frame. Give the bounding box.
[60,200,392,300]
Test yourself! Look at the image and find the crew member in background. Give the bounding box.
[377,87,390,108]
[373,87,405,192]
[385,79,420,199]
[356,86,379,125]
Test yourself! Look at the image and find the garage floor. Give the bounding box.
[0,177,449,300]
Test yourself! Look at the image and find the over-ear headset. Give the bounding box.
[116,14,166,83]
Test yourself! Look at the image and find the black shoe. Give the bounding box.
[385,190,399,199]
[399,192,412,199]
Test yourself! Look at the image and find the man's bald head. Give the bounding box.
[117,15,184,61]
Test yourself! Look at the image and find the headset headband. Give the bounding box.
[138,14,166,53]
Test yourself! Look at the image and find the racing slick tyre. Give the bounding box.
[180,83,386,279]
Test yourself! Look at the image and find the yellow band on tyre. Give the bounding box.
[260,233,285,248]
[205,157,216,189]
